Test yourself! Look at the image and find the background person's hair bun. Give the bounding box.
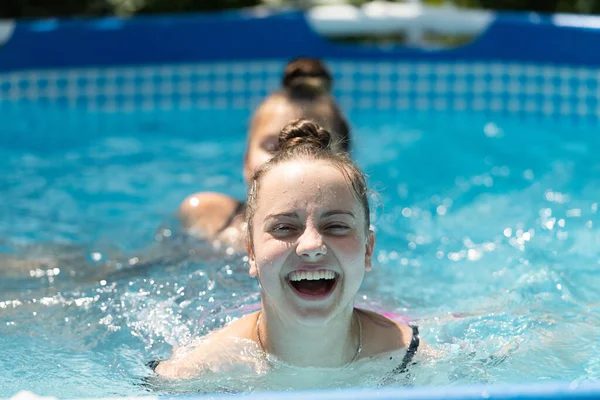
[282,58,332,95]
[279,119,332,151]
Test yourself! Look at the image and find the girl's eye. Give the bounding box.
[270,225,297,236]
[265,143,279,153]
[261,137,279,154]
[325,224,350,233]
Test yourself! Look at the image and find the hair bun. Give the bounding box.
[282,58,332,96]
[279,119,332,151]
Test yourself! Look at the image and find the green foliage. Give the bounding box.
[1,0,598,19]
[438,0,598,14]
[135,0,262,14]
[0,0,261,18]
[0,0,111,18]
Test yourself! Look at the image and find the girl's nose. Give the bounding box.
[296,227,327,261]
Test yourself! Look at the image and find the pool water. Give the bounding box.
[1,107,599,397]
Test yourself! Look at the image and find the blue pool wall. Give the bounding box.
[2,10,600,69]
[1,10,600,122]
[168,381,600,400]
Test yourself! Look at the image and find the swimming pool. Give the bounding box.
[1,106,599,397]
[1,7,600,400]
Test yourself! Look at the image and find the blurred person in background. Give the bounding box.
[178,58,351,251]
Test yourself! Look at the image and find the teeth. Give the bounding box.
[289,270,335,281]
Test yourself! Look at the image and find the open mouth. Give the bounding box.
[286,269,338,299]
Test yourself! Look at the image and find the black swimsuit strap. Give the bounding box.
[146,359,160,372]
[390,325,420,375]
[216,201,245,234]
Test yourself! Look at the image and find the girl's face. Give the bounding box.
[248,160,374,326]
[243,98,341,184]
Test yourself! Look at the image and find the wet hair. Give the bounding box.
[246,119,369,248]
[282,58,333,96]
[279,58,351,151]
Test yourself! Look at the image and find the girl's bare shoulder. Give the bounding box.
[178,192,241,238]
[155,312,259,379]
[358,309,415,356]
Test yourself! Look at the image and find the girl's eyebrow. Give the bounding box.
[265,212,298,220]
[260,135,278,144]
[264,210,356,220]
[322,210,356,219]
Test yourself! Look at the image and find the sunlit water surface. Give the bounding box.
[1,107,599,397]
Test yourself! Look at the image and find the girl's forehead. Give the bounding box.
[257,161,359,210]
[267,159,342,183]
[251,100,301,138]
[251,98,337,142]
